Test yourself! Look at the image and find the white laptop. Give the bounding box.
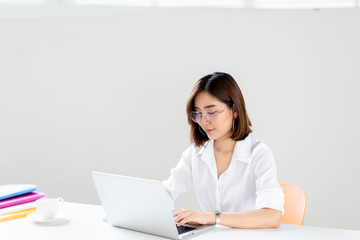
[92,171,214,239]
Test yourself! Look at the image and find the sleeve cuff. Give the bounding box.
[256,188,285,214]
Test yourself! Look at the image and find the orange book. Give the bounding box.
[0,207,36,222]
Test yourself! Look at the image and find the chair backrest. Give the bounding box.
[280,182,307,225]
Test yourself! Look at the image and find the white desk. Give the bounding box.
[1,202,359,240]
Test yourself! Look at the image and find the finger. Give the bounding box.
[172,209,190,217]
[175,211,193,222]
[172,209,182,217]
[177,212,195,225]
[175,212,190,222]
[175,216,185,224]
[174,213,184,222]
[179,216,192,226]
[173,210,183,218]
[174,209,190,212]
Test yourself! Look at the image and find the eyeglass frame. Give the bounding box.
[191,106,229,123]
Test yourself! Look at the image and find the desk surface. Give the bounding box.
[1,202,359,240]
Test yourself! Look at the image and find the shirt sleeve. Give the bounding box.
[250,142,284,213]
[162,145,194,202]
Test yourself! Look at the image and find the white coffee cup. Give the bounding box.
[36,198,64,220]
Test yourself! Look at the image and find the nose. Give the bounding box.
[199,114,210,125]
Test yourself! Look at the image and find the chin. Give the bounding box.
[207,135,217,140]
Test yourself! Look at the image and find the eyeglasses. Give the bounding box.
[191,107,228,123]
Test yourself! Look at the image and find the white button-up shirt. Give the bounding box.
[162,135,284,213]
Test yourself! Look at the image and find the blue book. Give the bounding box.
[0,184,38,201]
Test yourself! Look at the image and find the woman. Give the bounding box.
[163,72,284,229]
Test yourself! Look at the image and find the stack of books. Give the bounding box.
[0,184,46,222]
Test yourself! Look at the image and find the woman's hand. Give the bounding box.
[172,209,214,226]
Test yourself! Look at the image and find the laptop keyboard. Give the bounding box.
[176,225,196,235]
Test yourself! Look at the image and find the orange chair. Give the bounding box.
[280,182,307,225]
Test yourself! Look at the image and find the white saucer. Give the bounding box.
[28,211,66,224]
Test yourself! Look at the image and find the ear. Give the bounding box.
[232,106,238,119]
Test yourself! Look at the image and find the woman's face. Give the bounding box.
[194,91,235,141]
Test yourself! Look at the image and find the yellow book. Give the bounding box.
[0,207,36,222]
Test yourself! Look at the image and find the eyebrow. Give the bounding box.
[194,104,217,110]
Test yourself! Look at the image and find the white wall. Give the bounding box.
[0,7,359,230]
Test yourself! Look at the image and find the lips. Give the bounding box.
[205,129,214,134]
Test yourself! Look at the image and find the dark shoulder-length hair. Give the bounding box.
[186,72,252,147]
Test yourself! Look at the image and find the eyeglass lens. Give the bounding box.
[191,112,212,123]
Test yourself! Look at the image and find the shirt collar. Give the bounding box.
[196,139,215,172]
[232,135,251,163]
[196,135,251,164]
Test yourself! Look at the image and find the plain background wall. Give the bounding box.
[0,7,359,230]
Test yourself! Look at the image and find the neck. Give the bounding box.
[214,137,236,154]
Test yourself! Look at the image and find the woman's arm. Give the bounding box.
[217,208,282,228]
[173,208,282,229]
[162,146,194,201]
